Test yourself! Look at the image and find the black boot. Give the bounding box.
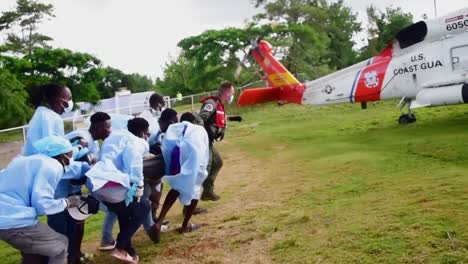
[201,190,220,201]
[183,207,208,215]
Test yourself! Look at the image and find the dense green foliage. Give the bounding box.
[0,0,413,128]
[156,0,413,95]
[0,0,159,128]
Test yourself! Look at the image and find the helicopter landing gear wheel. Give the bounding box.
[398,113,416,124]
[397,97,417,125]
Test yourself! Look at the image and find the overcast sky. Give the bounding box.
[0,0,466,79]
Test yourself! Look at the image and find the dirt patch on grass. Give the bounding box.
[86,140,289,264]
[0,141,22,168]
[145,140,277,263]
[0,138,281,263]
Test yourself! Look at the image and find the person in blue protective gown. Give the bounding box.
[24,83,73,156]
[108,113,133,131]
[49,112,111,264]
[0,136,83,264]
[99,109,178,248]
[86,117,151,263]
[138,92,166,135]
[66,112,112,162]
[154,115,210,235]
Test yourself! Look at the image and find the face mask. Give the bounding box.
[61,154,74,173]
[151,107,163,117]
[135,136,150,155]
[141,131,151,142]
[228,94,234,104]
[62,99,74,113]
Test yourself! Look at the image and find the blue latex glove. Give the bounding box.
[125,184,137,206]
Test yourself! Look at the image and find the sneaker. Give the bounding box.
[78,253,94,264]
[161,224,170,232]
[98,240,116,251]
[201,191,220,201]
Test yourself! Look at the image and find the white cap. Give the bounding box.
[67,195,99,221]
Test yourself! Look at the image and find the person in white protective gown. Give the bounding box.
[98,110,178,248]
[24,83,74,156]
[138,92,166,136]
[155,118,209,234]
[52,112,111,264]
[85,117,150,263]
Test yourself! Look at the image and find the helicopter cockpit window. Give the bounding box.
[396,21,427,49]
[451,45,468,72]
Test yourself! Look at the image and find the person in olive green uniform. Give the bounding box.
[199,81,242,201]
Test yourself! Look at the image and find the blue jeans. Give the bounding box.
[104,199,150,257]
[101,209,118,244]
[100,183,154,244]
[142,182,154,230]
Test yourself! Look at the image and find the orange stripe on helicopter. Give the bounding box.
[237,86,282,105]
[238,40,305,106]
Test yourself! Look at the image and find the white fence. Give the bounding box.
[0,86,249,144]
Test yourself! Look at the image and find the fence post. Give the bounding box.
[165,96,171,108]
[114,95,120,114]
[128,100,133,115]
[22,127,26,145]
[72,111,77,130]
[191,95,194,111]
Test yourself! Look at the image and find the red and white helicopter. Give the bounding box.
[237,7,468,124]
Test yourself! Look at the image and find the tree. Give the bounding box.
[24,48,103,102]
[359,6,413,60]
[178,27,258,90]
[0,0,54,56]
[1,47,105,104]
[97,67,127,98]
[155,55,199,96]
[324,0,361,68]
[123,73,155,93]
[252,0,267,8]
[139,1,365,95]
[0,68,31,128]
[255,0,361,75]
[96,67,156,98]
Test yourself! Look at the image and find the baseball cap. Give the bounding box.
[68,195,100,221]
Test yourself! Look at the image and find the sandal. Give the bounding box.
[131,255,139,264]
[110,249,134,263]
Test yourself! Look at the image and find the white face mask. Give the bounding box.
[228,94,234,104]
[62,99,74,113]
[61,154,75,173]
[135,136,150,155]
[151,107,164,117]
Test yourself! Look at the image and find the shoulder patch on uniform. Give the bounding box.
[204,104,214,112]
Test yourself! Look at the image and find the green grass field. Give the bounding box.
[0,130,23,143]
[1,100,467,263]
[229,101,468,263]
